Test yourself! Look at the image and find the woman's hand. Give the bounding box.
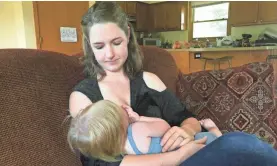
[176,137,207,164]
[160,126,195,152]
[122,105,140,123]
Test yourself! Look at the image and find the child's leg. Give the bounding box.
[199,119,222,137]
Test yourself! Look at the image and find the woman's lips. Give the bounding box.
[105,59,118,64]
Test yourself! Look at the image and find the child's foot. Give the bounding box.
[199,118,222,137]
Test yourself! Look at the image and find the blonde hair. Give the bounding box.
[67,100,128,162]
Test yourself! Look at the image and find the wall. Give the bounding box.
[22,1,36,49]
[231,24,277,40]
[0,1,36,49]
[0,2,22,48]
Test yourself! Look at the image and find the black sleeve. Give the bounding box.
[148,88,194,126]
[148,89,208,132]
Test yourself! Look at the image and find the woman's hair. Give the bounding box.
[80,1,143,80]
[67,100,128,162]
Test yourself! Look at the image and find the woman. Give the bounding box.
[69,2,277,166]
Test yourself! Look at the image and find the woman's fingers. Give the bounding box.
[161,127,176,146]
[162,131,180,152]
[168,136,184,151]
[179,137,192,147]
[194,136,207,144]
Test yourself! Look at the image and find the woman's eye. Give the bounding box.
[94,45,103,50]
[113,41,122,46]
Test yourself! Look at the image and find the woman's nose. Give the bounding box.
[105,45,115,59]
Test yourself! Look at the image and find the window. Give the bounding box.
[192,2,229,38]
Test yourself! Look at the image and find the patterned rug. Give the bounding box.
[177,62,277,149]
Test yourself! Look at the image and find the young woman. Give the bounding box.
[69,2,277,166]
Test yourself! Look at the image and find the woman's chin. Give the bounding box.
[104,65,123,73]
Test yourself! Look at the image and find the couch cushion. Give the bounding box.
[0,49,84,165]
[140,46,179,94]
[177,62,277,149]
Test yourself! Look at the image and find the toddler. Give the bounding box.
[67,100,222,162]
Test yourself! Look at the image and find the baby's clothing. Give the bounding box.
[127,124,217,155]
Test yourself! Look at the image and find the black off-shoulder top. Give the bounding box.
[72,71,195,166]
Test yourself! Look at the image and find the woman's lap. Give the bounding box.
[181,132,277,166]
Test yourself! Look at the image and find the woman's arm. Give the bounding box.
[143,72,203,151]
[120,137,207,166]
[69,91,92,117]
[121,150,182,166]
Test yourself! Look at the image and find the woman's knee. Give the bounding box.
[214,131,273,152]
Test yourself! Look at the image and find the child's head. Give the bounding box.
[67,100,129,162]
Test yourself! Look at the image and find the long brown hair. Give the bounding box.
[67,100,128,162]
[80,2,143,80]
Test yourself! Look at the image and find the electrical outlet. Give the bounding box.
[194,52,201,59]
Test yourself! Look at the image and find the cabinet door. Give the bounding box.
[117,2,126,13]
[229,2,259,26]
[153,3,166,31]
[126,2,137,16]
[258,2,277,24]
[165,2,182,31]
[136,2,149,31]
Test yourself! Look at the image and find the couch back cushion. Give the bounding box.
[177,62,277,149]
[139,46,179,94]
[0,49,84,165]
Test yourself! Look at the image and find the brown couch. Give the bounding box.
[1,46,276,165]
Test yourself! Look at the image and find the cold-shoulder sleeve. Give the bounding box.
[72,78,101,103]
[148,88,195,127]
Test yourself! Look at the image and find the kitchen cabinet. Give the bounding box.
[166,2,183,31]
[153,3,166,31]
[152,2,186,32]
[229,2,259,26]
[229,1,277,26]
[117,2,136,16]
[258,2,277,24]
[136,2,150,32]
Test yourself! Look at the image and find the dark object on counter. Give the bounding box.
[242,34,252,47]
[233,39,242,47]
[161,40,173,49]
[255,39,277,46]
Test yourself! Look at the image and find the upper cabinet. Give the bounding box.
[258,2,277,24]
[152,2,187,32]
[118,1,187,32]
[229,1,277,26]
[117,2,136,16]
[136,2,150,32]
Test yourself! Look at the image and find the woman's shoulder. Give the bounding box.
[142,71,166,92]
[73,78,97,92]
[71,78,101,102]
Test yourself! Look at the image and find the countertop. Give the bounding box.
[165,46,277,52]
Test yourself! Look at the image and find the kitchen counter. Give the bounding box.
[165,46,277,52]
[165,45,275,74]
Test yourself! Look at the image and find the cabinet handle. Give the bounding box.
[260,20,263,22]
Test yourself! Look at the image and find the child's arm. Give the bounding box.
[136,119,170,138]
[122,105,170,137]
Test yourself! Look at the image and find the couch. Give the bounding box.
[1,46,276,165]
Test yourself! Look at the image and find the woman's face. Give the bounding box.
[89,22,129,73]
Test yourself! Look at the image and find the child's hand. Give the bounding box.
[121,105,140,123]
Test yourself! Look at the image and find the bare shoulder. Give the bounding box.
[69,91,92,117]
[142,71,166,92]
